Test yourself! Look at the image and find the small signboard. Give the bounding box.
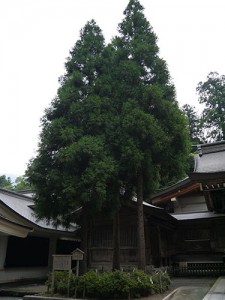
[72,248,84,261]
[71,248,84,277]
[53,255,72,271]
[52,255,72,296]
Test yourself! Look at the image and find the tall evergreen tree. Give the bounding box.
[14,175,31,190]
[27,1,190,272]
[105,0,190,269]
[182,104,204,144]
[27,20,119,273]
[197,72,225,141]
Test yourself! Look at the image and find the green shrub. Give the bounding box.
[150,270,171,293]
[48,271,71,295]
[48,268,170,299]
[129,269,153,297]
[78,270,130,298]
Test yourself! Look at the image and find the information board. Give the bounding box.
[53,255,72,271]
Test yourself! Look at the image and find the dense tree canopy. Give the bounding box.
[14,175,31,191]
[107,0,190,268]
[0,174,30,191]
[0,175,13,189]
[197,72,225,141]
[182,104,204,144]
[27,20,118,224]
[112,0,190,188]
[27,0,190,270]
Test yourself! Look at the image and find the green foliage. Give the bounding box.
[27,0,191,262]
[51,271,71,295]
[182,104,204,145]
[150,270,171,293]
[0,175,31,191]
[82,270,130,298]
[129,269,153,297]
[26,20,118,225]
[14,175,31,191]
[197,71,225,141]
[0,175,13,189]
[50,269,170,299]
[110,0,190,191]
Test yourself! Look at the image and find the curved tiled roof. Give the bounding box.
[0,188,77,234]
[194,141,225,173]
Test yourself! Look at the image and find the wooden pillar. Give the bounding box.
[0,236,8,269]
[145,218,152,265]
[48,237,57,269]
[157,226,163,267]
[80,209,88,274]
[204,190,214,211]
[112,211,120,270]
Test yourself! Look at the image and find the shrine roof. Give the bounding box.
[194,141,225,173]
[171,211,225,221]
[0,187,77,235]
[150,178,199,204]
[189,141,225,181]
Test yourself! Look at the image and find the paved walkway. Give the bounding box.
[0,282,47,297]
[202,276,225,300]
[0,277,217,299]
[142,277,216,300]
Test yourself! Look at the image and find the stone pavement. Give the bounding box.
[202,276,225,300]
[142,277,215,300]
[0,277,217,299]
[0,282,47,297]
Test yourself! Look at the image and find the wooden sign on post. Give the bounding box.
[52,255,72,296]
[71,248,84,277]
[72,248,84,261]
[53,255,72,270]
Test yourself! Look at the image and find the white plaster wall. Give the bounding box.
[174,195,207,213]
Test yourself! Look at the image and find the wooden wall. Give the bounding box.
[88,206,175,270]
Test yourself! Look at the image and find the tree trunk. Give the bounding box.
[112,210,120,270]
[80,209,88,275]
[137,170,146,270]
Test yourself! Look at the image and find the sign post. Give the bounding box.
[71,248,84,277]
[51,249,85,298]
[71,248,84,298]
[52,255,72,296]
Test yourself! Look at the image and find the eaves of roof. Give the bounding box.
[171,211,225,221]
[189,171,225,182]
[0,187,32,200]
[0,214,33,237]
[0,199,76,236]
[127,200,177,225]
[150,178,200,204]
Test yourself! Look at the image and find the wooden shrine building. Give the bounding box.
[86,141,225,272]
[151,141,225,271]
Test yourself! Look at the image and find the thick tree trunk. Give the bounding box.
[112,210,120,270]
[137,170,146,270]
[80,209,88,275]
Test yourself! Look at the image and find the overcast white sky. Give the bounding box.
[1,0,225,178]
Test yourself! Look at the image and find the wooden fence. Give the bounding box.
[168,262,225,277]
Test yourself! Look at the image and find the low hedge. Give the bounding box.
[49,268,170,299]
